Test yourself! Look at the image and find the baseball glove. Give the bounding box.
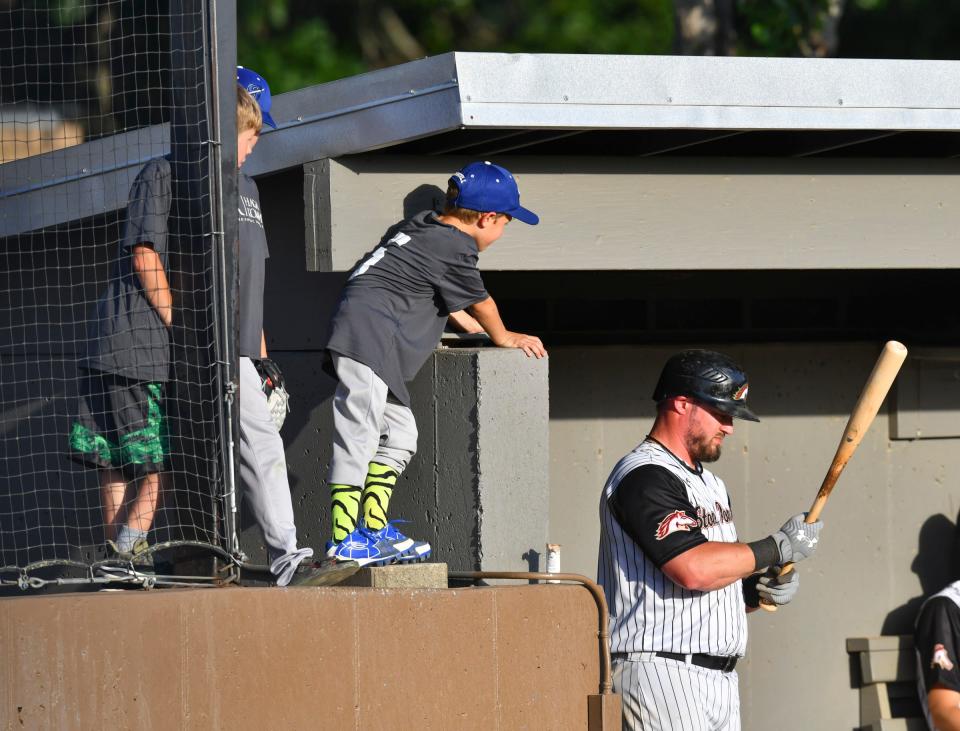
[256,357,290,431]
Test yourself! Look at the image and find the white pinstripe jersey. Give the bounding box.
[598,439,747,657]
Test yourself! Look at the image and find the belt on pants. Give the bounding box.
[614,651,738,673]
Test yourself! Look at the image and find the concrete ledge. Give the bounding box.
[340,562,448,589]
[1,583,601,729]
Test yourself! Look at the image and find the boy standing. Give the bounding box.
[324,160,547,565]
[69,155,172,560]
[236,67,358,586]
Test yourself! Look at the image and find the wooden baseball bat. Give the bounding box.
[759,340,908,612]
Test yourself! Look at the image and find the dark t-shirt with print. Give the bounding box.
[85,157,172,382]
[916,596,960,697]
[238,173,268,359]
[324,211,489,406]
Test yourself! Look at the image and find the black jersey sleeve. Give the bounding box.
[608,464,707,568]
[916,597,960,695]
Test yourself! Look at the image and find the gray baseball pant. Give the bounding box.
[327,354,417,488]
[239,357,312,586]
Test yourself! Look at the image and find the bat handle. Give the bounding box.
[758,498,819,611]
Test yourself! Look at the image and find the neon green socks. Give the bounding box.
[329,484,361,543]
[361,462,398,531]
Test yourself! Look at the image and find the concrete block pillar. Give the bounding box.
[406,346,549,572]
[237,346,549,575]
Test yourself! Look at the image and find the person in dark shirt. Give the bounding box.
[324,161,547,564]
[236,67,357,587]
[69,156,173,560]
[916,581,960,730]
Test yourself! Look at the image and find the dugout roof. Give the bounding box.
[246,52,960,177]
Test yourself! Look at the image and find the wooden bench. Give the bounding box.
[847,636,925,731]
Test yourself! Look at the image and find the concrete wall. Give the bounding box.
[547,342,960,731]
[0,584,602,730]
[306,155,960,271]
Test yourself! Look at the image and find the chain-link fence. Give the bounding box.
[0,0,237,591]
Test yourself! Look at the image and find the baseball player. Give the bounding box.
[597,349,824,730]
[915,580,960,729]
[236,67,357,587]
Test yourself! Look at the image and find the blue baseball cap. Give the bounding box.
[237,66,276,129]
[449,161,539,225]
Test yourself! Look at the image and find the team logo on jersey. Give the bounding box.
[655,510,699,540]
[733,383,749,401]
[932,643,955,671]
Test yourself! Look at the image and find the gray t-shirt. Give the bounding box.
[325,211,489,406]
[238,173,268,358]
[85,157,172,382]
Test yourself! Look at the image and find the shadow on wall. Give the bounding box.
[404,184,444,218]
[882,511,960,634]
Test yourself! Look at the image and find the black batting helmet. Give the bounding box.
[652,350,760,422]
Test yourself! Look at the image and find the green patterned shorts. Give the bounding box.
[69,371,169,479]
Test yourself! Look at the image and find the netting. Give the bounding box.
[0,0,235,590]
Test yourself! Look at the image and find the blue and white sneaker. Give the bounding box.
[375,521,431,562]
[327,522,413,567]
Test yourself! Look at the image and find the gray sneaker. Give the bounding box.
[105,538,152,567]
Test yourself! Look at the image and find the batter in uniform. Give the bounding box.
[597,350,824,730]
[915,581,960,730]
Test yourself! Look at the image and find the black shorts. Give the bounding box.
[69,371,169,479]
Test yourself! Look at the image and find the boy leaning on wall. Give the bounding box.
[323,160,547,565]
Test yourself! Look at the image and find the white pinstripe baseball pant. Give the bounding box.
[613,654,740,731]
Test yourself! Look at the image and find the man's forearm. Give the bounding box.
[930,686,960,730]
[132,245,172,328]
[933,706,960,731]
[662,541,757,592]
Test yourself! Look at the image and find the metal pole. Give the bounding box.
[448,570,614,695]
[205,0,240,558]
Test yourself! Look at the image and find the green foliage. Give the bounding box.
[238,0,674,93]
[23,0,89,26]
[735,0,832,56]
[238,1,365,92]
[498,0,674,55]
[838,0,960,59]
[236,0,960,93]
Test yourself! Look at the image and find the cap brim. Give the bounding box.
[262,111,277,129]
[507,206,539,225]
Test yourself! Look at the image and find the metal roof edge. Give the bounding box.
[449,53,960,131]
[244,53,464,176]
[245,53,960,175]
[0,124,169,236]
